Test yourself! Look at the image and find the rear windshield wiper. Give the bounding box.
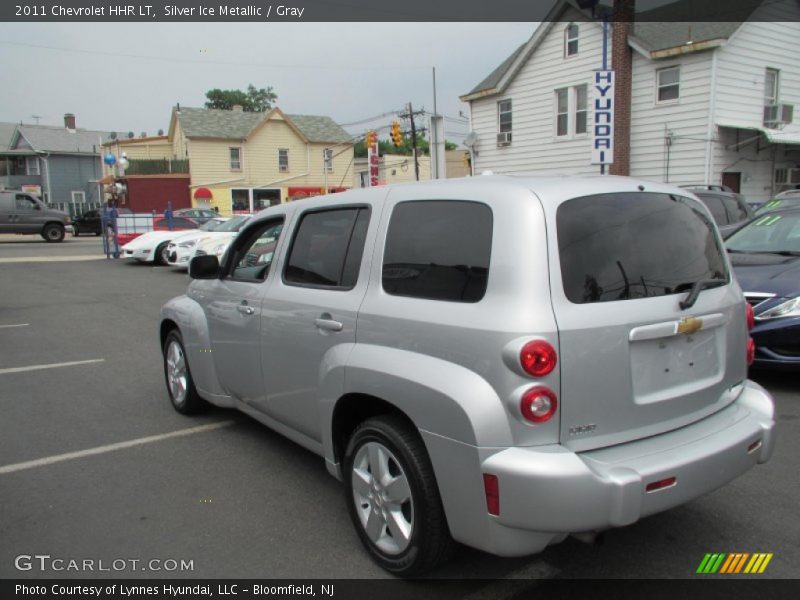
[679,278,728,310]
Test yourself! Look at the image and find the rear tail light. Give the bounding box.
[483,474,500,516]
[520,340,557,377]
[645,477,676,493]
[746,337,755,366]
[520,386,558,423]
[745,303,755,330]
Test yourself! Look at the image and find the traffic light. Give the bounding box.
[391,121,403,147]
[365,130,377,148]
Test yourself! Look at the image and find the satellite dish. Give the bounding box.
[109,132,117,140]
[127,131,134,139]
[158,129,164,136]
[463,131,478,149]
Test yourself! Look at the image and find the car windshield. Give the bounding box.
[725,212,800,254]
[755,197,800,215]
[199,220,224,231]
[557,192,728,303]
[213,216,250,232]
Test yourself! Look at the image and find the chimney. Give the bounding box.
[231,104,244,112]
[609,0,634,176]
[64,113,76,130]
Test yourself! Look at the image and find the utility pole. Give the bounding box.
[408,102,420,181]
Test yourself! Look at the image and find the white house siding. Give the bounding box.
[714,4,800,132]
[470,12,607,176]
[712,127,777,202]
[712,5,800,202]
[628,49,713,186]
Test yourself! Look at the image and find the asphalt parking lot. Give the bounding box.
[1,234,799,586]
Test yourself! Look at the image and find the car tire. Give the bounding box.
[155,242,169,266]
[163,329,207,415]
[42,223,65,243]
[343,415,455,576]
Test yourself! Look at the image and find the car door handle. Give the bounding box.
[237,301,255,316]
[315,315,343,332]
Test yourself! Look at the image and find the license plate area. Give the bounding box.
[631,329,723,405]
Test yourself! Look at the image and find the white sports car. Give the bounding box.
[170,215,252,269]
[121,218,226,265]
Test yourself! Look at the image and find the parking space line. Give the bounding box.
[0,421,236,475]
[0,255,105,263]
[0,323,29,329]
[0,359,105,375]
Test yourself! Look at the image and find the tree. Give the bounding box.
[204,84,277,112]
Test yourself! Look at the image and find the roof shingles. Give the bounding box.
[14,125,114,154]
[176,107,351,144]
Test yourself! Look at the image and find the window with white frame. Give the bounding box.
[323,148,333,172]
[229,147,242,171]
[71,191,86,203]
[497,99,512,146]
[25,156,40,175]
[565,23,579,57]
[764,68,779,105]
[656,66,680,103]
[555,85,588,137]
[575,84,588,135]
[278,149,289,172]
[556,88,569,136]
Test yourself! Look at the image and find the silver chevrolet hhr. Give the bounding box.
[160,175,775,575]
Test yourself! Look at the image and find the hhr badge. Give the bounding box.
[569,423,597,436]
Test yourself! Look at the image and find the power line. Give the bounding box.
[0,40,430,72]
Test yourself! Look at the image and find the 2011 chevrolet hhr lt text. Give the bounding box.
[160,175,775,575]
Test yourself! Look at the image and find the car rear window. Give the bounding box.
[382,200,492,302]
[557,192,728,304]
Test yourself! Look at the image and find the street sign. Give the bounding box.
[592,69,614,166]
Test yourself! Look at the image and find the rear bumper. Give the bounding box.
[430,380,774,557]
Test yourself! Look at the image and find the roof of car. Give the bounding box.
[258,175,704,218]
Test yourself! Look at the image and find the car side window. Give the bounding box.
[15,195,37,211]
[382,200,493,303]
[284,207,370,289]
[227,220,284,282]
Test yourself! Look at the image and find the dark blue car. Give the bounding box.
[726,208,800,370]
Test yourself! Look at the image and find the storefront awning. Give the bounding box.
[716,122,800,145]
[194,187,213,200]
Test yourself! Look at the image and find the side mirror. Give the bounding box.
[189,255,220,280]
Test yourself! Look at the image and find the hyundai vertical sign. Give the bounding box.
[592,70,614,166]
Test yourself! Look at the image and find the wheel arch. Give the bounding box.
[330,393,416,473]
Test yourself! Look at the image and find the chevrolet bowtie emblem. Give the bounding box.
[678,316,703,335]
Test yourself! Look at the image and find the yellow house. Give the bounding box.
[168,106,354,214]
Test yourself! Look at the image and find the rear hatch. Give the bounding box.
[551,191,748,452]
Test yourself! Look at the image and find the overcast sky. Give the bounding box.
[0,22,539,144]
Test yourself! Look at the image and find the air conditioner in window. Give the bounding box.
[763,103,794,128]
[496,131,512,146]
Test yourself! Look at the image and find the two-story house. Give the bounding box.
[460,0,800,202]
[0,114,113,209]
[104,106,354,214]
[168,106,353,214]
